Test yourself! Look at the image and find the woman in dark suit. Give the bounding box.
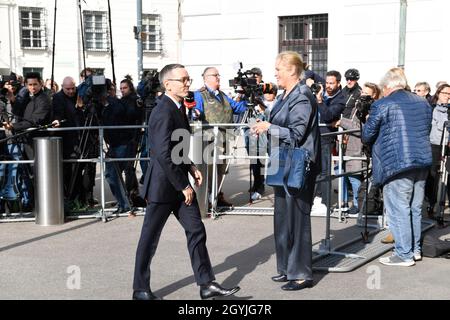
[252,51,320,291]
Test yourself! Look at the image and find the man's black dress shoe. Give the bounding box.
[200,282,240,300]
[132,290,162,300]
[271,274,288,282]
[281,279,313,291]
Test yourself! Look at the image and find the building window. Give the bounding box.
[83,11,109,51]
[19,7,47,49]
[279,14,328,79]
[23,67,43,78]
[142,14,162,53]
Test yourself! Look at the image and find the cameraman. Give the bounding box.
[119,76,145,208]
[310,70,346,215]
[136,71,164,181]
[52,76,90,210]
[335,82,381,215]
[194,67,247,207]
[244,67,268,200]
[425,83,450,219]
[102,79,132,214]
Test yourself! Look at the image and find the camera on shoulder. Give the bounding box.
[355,95,375,123]
[229,62,273,102]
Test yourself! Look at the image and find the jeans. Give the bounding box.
[0,144,32,206]
[348,176,361,207]
[383,169,428,261]
[105,144,131,210]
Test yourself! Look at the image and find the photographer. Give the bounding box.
[335,82,381,215]
[52,76,89,210]
[136,71,164,181]
[425,83,450,219]
[194,67,247,207]
[2,72,55,159]
[102,79,132,214]
[1,72,56,211]
[244,67,268,200]
[119,76,145,208]
[310,70,346,215]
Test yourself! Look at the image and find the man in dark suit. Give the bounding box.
[132,64,240,300]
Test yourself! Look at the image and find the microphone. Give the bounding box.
[184,91,196,110]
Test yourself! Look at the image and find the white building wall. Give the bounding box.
[0,0,448,90]
[181,0,450,92]
[0,0,180,86]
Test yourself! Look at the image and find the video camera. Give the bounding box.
[229,63,273,101]
[355,95,374,124]
[83,75,107,104]
[140,70,160,111]
[0,74,21,97]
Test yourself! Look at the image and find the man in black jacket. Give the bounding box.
[2,72,54,159]
[53,76,88,208]
[311,70,346,215]
[102,80,132,214]
[342,68,362,119]
[133,64,240,300]
[119,78,144,208]
[2,72,55,211]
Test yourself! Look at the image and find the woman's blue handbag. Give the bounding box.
[266,144,311,196]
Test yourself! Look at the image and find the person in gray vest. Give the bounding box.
[194,67,247,207]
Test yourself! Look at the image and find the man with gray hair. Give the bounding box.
[362,67,432,266]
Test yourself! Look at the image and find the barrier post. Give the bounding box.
[34,137,64,226]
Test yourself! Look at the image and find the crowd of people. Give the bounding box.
[0,55,449,298]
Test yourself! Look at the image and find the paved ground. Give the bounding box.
[1,161,450,300]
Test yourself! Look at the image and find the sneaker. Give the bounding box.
[379,255,415,267]
[413,253,422,261]
[311,202,327,217]
[347,206,359,217]
[381,233,395,244]
[313,196,323,205]
[251,192,262,201]
[113,207,131,215]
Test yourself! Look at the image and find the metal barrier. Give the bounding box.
[0,122,270,222]
[0,123,377,223]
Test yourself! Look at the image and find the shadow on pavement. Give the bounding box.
[0,219,99,253]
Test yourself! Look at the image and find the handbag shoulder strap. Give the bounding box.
[291,84,317,148]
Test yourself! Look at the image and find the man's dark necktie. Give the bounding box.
[180,104,190,130]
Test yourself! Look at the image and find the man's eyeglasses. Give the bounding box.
[205,74,220,78]
[167,77,193,84]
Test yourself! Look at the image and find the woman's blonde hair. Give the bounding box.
[276,51,304,78]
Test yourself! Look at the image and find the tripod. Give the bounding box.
[213,100,265,210]
[66,104,99,209]
[434,121,450,227]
